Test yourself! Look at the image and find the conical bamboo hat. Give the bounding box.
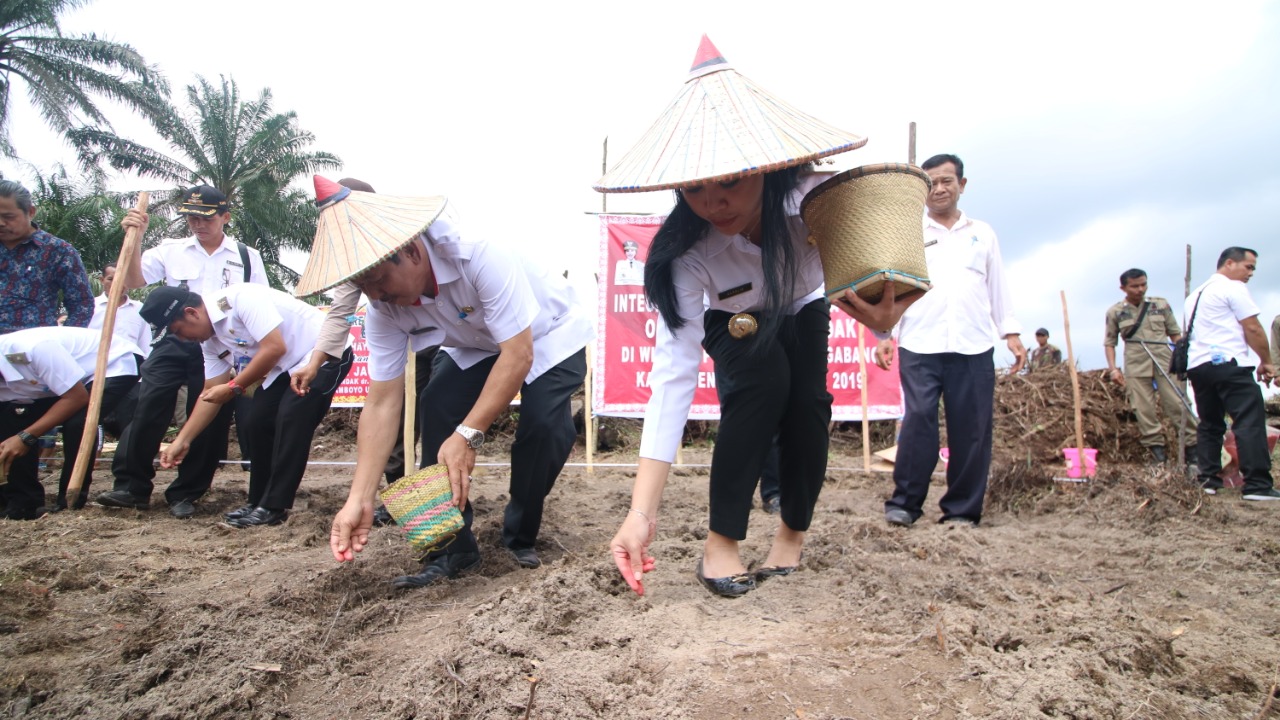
[595,36,867,194]
[295,176,447,297]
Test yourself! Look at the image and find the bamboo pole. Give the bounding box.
[404,339,416,472]
[908,121,917,165]
[858,322,871,471]
[66,192,149,502]
[1060,290,1088,476]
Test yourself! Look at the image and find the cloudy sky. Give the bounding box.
[4,0,1277,371]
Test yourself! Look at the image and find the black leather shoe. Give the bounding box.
[372,505,394,527]
[96,490,151,510]
[695,558,756,598]
[223,504,255,522]
[1148,446,1168,464]
[508,547,541,569]
[391,551,482,589]
[227,507,288,528]
[761,495,781,514]
[169,500,195,520]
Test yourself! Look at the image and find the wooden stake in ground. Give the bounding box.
[908,121,917,165]
[65,192,149,502]
[1060,290,1088,473]
[403,339,416,473]
[1179,244,1192,467]
[858,322,871,471]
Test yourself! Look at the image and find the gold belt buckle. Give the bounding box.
[727,313,758,339]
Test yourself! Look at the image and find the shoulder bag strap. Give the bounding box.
[237,242,251,283]
[1121,301,1150,340]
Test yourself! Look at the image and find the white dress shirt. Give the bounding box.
[363,202,594,383]
[1186,272,1260,369]
[895,212,1021,355]
[90,293,154,358]
[639,173,828,463]
[140,233,268,297]
[200,284,331,387]
[0,327,140,402]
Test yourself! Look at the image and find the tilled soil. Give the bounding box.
[2,444,1278,719]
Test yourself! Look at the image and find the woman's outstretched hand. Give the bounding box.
[831,280,924,333]
[610,510,657,596]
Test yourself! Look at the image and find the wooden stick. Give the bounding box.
[1179,244,1192,468]
[404,339,416,472]
[584,344,595,474]
[858,322,871,471]
[66,192,149,502]
[908,121,917,165]
[1060,290,1088,475]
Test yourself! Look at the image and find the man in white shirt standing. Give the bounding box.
[1184,247,1278,500]
[97,185,269,519]
[89,262,153,358]
[875,154,1026,527]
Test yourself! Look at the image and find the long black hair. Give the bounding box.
[643,166,803,343]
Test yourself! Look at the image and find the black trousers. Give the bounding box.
[888,348,996,523]
[110,336,233,504]
[703,299,832,540]
[1188,361,1273,495]
[1,397,58,518]
[56,374,139,509]
[421,347,586,559]
[245,348,353,510]
[384,346,440,484]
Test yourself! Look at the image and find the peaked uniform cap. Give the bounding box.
[295,176,448,297]
[595,35,868,193]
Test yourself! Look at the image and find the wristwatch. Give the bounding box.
[17,431,38,447]
[454,424,485,449]
[227,379,244,397]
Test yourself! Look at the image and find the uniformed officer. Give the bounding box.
[306,178,594,588]
[1028,328,1062,372]
[97,185,269,519]
[1104,268,1197,462]
[141,283,352,526]
[0,327,141,518]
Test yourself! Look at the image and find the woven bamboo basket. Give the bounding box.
[801,163,932,303]
[379,464,464,553]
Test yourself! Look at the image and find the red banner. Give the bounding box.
[593,215,903,421]
[330,306,370,407]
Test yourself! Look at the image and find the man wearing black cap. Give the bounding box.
[1028,328,1062,372]
[139,283,352,526]
[96,185,268,519]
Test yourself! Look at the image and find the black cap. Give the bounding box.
[1035,327,1049,336]
[140,286,193,341]
[177,185,229,216]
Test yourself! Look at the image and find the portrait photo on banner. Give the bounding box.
[593,215,904,421]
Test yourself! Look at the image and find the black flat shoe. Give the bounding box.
[755,552,804,582]
[695,558,756,598]
[391,551,482,590]
[223,504,255,522]
[372,504,394,527]
[227,507,288,528]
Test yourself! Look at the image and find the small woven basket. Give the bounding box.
[379,464,465,553]
[801,163,932,303]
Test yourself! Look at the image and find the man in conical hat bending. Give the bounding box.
[299,177,593,588]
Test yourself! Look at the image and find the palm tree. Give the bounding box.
[68,75,341,288]
[24,163,158,297]
[0,0,168,157]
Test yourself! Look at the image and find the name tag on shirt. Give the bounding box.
[717,283,752,301]
[409,327,438,335]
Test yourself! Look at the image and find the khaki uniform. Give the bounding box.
[1104,296,1197,447]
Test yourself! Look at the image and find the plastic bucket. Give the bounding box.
[1062,447,1098,479]
[1219,427,1280,488]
